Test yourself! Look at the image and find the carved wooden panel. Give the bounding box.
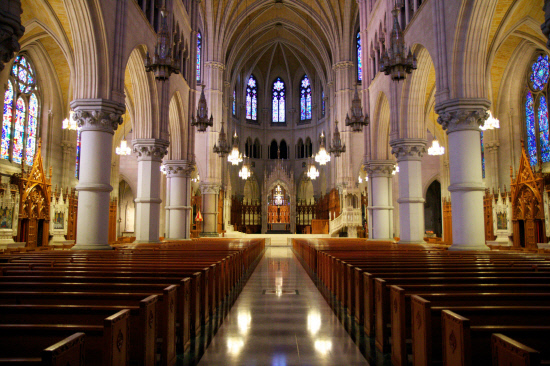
[108,198,117,244]
[443,198,452,246]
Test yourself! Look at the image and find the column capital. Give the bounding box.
[332,61,354,71]
[435,98,491,134]
[205,61,226,71]
[366,160,395,177]
[163,160,194,177]
[485,141,500,152]
[390,138,427,161]
[200,183,221,195]
[70,99,125,134]
[132,138,169,162]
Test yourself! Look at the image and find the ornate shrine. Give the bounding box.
[11,141,52,247]
[510,143,549,249]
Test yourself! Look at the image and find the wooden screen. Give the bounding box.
[217,189,224,233]
[108,198,117,244]
[443,197,452,246]
[66,188,78,241]
[483,189,495,242]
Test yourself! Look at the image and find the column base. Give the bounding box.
[448,243,490,251]
[200,232,220,238]
[72,243,113,250]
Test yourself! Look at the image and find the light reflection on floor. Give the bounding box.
[196,247,369,366]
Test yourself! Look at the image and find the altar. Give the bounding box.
[270,223,288,231]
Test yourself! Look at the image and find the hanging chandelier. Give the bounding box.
[62,111,78,131]
[392,164,399,175]
[144,7,180,79]
[345,85,369,132]
[213,121,231,157]
[427,117,444,156]
[191,85,214,132]
[116,119,132,156]
[227,131,243,165]
[192,174,200,183]
[380,6,417,81]
[480,110,500,131]
[315,131,331,165]
[239,155,251,180]
[329,120,346,157]
[306,159,319,180]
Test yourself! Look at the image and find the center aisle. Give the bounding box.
[198,246,368,365]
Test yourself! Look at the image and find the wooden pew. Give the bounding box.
[0,332,85,366]
[442,309,550,366]
[0,289,176,366]
[0,310,129,366]
[492,333,541,366]
[0,300,156,366]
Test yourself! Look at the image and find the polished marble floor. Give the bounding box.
[198,247,369,366]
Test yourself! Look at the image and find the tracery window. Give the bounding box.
[2,55,40,166]
[300,75,312,121]
[357,31,362,82]
[525,54,550,166]
[196,32,202,81]
[233,90,236,116]
[322,89,325,117]
[246,75,257,121]
[272,77,285,123]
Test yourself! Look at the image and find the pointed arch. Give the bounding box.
[272,77,286,123]
[373,91,391,159]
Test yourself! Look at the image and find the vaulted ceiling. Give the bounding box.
[199,0,360,86]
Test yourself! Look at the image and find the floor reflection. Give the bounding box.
[181,246,369,366]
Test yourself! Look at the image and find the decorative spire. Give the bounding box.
[144,7,181,80]
[345,85,369,132]
[191,85,214,132]
[329,121,346,157]
[380,6,417,81]
[213,121,231,157]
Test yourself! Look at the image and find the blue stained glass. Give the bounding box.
[13,98,25,165]
[2,81,13,160]
[539,96,550,163]
[12,64,17,77]
[196,33,201,81]
[300,75,312,120]
[481,131,485,179]
[272,77,285,122]
[526,91,538,166]
[233,90,236,116]
[20,57,26,68]
[357,32,363,81]
[75,130,81,178]
[26,94,38,166]
[246,75,258,120]
[18,68,27,92]
[322,90,325,116]
[531,55,550,91]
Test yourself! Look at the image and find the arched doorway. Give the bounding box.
[424,180,442,238]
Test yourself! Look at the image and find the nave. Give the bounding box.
[197,246,367,366]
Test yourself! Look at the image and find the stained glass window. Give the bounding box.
[480,131,485,179]
[26,94,38,166]
[196,33,202,81]
[300,75,312,121]
[272,77,285,123]
[530,55,549,91]
[526,54,550,166]
[357,31,363,82]
[1,55,39,166]
[233,90,236,116]
[246,75,257,120]
[322,89,325,117]
[526,91,538,166]
[75,129,81,178]
[2,80,13,160]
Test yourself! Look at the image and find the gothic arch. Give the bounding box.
[372,91,391,159]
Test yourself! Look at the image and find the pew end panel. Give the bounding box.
[103,309,130,366]
[161,285,178,366]
[42,332,86,366]
[411,295,432,366]
[354,267,364,325]
[491,333,541,366]
[375,278,390,353]
[390,285,407,366]
[180,278,191,350]
[138,295,158,366]
[363,272,374,336]
[441,310,471,366]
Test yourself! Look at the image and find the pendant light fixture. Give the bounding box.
[213,121,231,157]
[116,119,132,156]
[227,130,243,165]
[328,120,346,157]
[306,157,319,180]
[62,111,78,131]
[239,154,251,180]
[427,117,444,156]
[480,110,500,131]
[315,131,331,165]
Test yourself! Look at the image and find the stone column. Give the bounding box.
[367,160,395,241]
[485,141,500,189]
[165,160,193,240]
[437,102,489,251]
[132,138,169,243]
[391,139,427,244]
[200,183,220,237]
[70,99,124,250]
